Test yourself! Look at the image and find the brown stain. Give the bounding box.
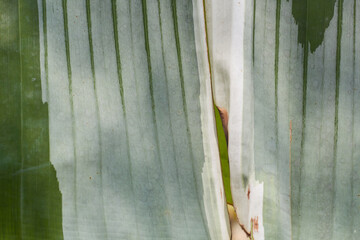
[220,188,223,199]
[247,187,251,200]
[89,176,92,180]
[251,217,259,232]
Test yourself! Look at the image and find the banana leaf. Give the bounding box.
[0,0,230,239]
[2,0,360,239]
[205,0,360,239]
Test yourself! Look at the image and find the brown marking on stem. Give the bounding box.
[247,187,251,200]
[251,217,259,232]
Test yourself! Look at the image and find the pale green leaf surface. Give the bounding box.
[1,0,230,239]
[206,0,360,239]
[39,0,230,239]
